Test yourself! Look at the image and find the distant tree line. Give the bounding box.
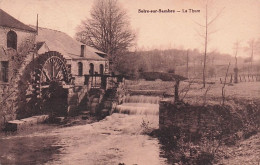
[115,48,258,80]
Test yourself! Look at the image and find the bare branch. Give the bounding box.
[208,7,225,26]
[196,0,224,88]
[75,0,136,69]
[222,62,230,105]
[193,20,206,27]
[203,83,213,105]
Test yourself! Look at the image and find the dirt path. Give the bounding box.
[1,114,168,165]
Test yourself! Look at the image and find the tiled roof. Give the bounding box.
[0,9,36,32]
[36,27,107,61]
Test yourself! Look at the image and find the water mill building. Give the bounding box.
[0,9,121,129]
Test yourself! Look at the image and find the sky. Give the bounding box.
[0,0,259,58]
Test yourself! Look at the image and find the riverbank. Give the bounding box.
[126,80,260,164]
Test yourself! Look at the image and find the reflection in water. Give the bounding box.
[0,135,61,165]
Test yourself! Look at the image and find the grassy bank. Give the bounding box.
[126,79,260,164]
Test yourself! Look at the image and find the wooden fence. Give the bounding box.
[220,74,260,84]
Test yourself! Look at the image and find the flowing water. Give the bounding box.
[124,95,160,104]
[115,95,161,115]
[0,95,167,165]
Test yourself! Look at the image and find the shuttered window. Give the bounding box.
[78,62,83,76]
[7,31,17,50]
[0,61,9,82]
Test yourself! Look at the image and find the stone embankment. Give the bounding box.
[5,115,49,131]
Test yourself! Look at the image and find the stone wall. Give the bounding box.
[0,27,36,52]
[68,59,106,87]
[0,49,33,128]
[69,59,106,76]
[116,79,127,104]
[0,31,36,128]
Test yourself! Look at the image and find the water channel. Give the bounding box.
[0,95,168,165]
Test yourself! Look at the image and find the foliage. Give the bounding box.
[0,36,36,121]
[154,101,259,164]
[117,48,249,79]
[140,118,152,134]
[0,49,18,123]
[113,51,144,79]
[167,68,175,74]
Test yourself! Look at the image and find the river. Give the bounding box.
[0,95,168,165]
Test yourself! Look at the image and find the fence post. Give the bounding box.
[101,75,107,89]
[174,80,180,103]
[234,68,238,83]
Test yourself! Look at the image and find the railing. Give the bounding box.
[220,74,260,84]
[84,74,124,90]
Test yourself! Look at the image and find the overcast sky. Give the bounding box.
[0,0,259,57]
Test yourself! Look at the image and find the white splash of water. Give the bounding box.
[116,103,159,115]
[124,95,160,104]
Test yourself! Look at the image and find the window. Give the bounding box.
[7,31,17,50]
[78,62,83,76]
[99,64,104,75]
[0,61,9,82]
[89,63,94,75]
[80,45,85,57]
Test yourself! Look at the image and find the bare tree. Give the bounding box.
[222,62,230,105]
[233,41,240,83]
[233,41,240,68]
[76,0,136,70]
[195,0,224,87]
[186,49,189,78]
[243,39,260,76]
[247,39,255,74]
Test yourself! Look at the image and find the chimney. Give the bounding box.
[80,45,85,57]
[36,14,38,35]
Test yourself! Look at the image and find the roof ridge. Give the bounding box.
[0,8,36,32]
[30,25,69,34]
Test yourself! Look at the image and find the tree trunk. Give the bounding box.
[186,50,189,78]
[202,3,208,88]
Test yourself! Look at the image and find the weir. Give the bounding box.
[115,95,161,115]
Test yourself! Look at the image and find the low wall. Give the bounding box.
[159,100,259,142]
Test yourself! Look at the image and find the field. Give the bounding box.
[1,79,258,164]
[126,79,260,164]
[126,79,260,104]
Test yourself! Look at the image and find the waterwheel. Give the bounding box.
[33,51,71,116]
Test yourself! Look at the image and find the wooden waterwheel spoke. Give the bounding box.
[42,69,51,82]
[55,66,62,79]
[34,52,70,99]
[52,60,55,79]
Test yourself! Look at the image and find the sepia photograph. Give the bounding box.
[0,0,259,164]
